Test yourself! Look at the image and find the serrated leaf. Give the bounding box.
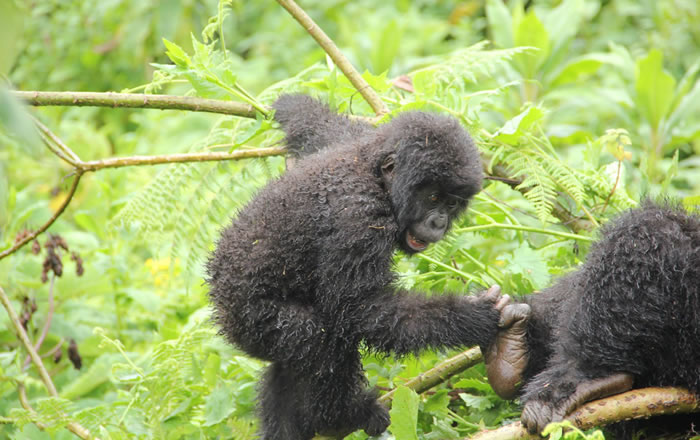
[162,38,191,67]
[635,49,676,129]
[459,392,494,411]
[503,246,549,289]
[389,386,420,440]
[423,389,450,413]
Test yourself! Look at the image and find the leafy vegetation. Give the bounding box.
[1,0,699,439]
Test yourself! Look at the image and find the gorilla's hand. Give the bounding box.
[483,297,531,400]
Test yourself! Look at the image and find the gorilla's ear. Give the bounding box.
[380,153,396,186]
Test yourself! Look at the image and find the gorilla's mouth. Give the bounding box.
[406,230,428,252]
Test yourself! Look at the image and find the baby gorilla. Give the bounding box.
[207,95,504,440]
[484,200,700,436]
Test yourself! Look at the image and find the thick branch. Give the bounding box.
[80,147,287,171]
[13,91,259,118]
[471,387,700,440]
[276,0,389,116]
[0,171,83,261]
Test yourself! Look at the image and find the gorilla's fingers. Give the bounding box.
[498,303,531,328]
[484,284,502,302]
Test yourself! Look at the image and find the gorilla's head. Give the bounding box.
[375,112,483,254]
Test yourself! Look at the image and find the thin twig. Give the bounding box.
[41,338,65,359]
[275,0,389,116]
[34,118,82,164]
[13,91,259,118]
[0,171,83,261]
[24,273,56,370]
[79,147,287,171]
[0,285,58,395]
[17,382,96,440]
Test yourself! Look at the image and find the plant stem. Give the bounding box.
[13,91,259,118]
[416,253,486,285]
[0,286,58,395]
[24,273,56,370]
[456,223,593,242]
[276,0,389,116]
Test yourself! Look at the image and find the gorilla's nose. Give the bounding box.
[430,213,448,230]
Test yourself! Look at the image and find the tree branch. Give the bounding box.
[471,387,700,440]
[380,347,483,403]
[79,147,286,171]
[276,0,389,116]
[13,91,259,118]
[0,171,84,261]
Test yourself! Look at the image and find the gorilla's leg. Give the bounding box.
[259,347,389,440]
[520,360,634,434]
[307,348,389,438]
[259,363,314,440]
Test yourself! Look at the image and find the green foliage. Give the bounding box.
[1,0,699,439]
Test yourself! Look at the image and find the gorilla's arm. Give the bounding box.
[273,94,373,159]
[360,288,502,356]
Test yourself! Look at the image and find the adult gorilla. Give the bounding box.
[484,200,700,437]
[207,95,504,440]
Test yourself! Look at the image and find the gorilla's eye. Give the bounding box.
[429,193,440,203]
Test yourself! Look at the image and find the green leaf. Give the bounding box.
[494,106,544,143]
[660,149,679,192]
[635,49,676,129]
[423,389,450,414]
[549,53,611,87]
[459,392,494,411]
[486,0,513,48]
[0,1,24,75]
[372,19,401,74]
[542,0,585,53]
[513,12,550,78]
[503,246,550,289]
[389,386,420,440]
[203,353,221,388]
[0,88,42,154]
[203,386,237,426]
[162,38,191,68]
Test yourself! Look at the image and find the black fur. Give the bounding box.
[519,200,700,437]
[206,95,501,439]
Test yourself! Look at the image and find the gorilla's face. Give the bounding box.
[400,184,466,254]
